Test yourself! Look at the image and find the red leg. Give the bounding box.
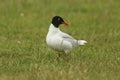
[56,53,61,60]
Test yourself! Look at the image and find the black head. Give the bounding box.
[52,16,68,28]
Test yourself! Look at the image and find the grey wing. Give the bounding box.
[60,32,78,47]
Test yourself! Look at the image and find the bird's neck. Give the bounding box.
[49,24,60,33]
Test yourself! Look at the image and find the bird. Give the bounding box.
[46,16,87,60]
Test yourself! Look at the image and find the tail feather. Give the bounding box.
[78,40,87,45]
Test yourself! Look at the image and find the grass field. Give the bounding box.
[0,0,120,80]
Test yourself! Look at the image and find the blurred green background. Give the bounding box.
[0,0,120,80]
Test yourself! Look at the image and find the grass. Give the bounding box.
[0,0,120,80]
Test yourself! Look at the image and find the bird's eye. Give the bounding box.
[58,18,60,21]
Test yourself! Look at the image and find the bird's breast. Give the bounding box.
[46,35,64,51]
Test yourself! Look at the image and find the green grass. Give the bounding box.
[0,0,120,80]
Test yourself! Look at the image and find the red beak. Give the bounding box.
[62,22,69,26]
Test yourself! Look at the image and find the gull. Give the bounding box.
[46,16,87,59]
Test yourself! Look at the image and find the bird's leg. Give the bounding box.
[56,53,61,61]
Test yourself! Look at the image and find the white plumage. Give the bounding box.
[46,24,87,53]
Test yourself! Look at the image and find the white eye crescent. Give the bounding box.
[58,18,60,21]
